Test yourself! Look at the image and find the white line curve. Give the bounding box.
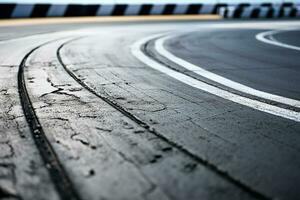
[155,34,300,109]
[256,29,300,51]
[131,34,300,122]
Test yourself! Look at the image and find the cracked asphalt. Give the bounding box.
[0,19,300,200]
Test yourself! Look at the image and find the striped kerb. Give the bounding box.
[0,4,16,18]
[31,4,51,17]
[186,4,202,14]
[64,4,100,16]
[139,4,153,15]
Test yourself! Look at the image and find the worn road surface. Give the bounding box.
[0,19,300,200]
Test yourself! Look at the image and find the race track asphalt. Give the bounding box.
[0,19,299,200]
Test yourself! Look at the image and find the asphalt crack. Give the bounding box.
[95,126,113,132]
[40,88,63,98]
[0,141,14,159]
[0,89,9,96]
[50,117,69,122]
[71,132,90,146]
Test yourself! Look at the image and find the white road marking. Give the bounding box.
[256,29,300,51]
[154,34,300,109]
[131,34,300,122]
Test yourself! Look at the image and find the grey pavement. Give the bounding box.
[0,20,299,200]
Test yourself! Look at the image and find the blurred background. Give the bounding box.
[1,0,300,19]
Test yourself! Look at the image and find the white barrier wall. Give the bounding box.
[0,0,299,18]
[1,0,300,4]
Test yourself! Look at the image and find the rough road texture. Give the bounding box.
[0,20,299,200]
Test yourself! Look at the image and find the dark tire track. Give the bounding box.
[57,37,272,200]
[18,40,82,200]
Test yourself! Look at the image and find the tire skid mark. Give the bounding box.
[57,37,272,200]
[18,40,81,200]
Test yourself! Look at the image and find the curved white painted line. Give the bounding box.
[256,29,300,51]
[155,34,300,109]
[131,34,300,122]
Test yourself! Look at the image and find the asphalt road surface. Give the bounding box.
[0,19,299,200]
